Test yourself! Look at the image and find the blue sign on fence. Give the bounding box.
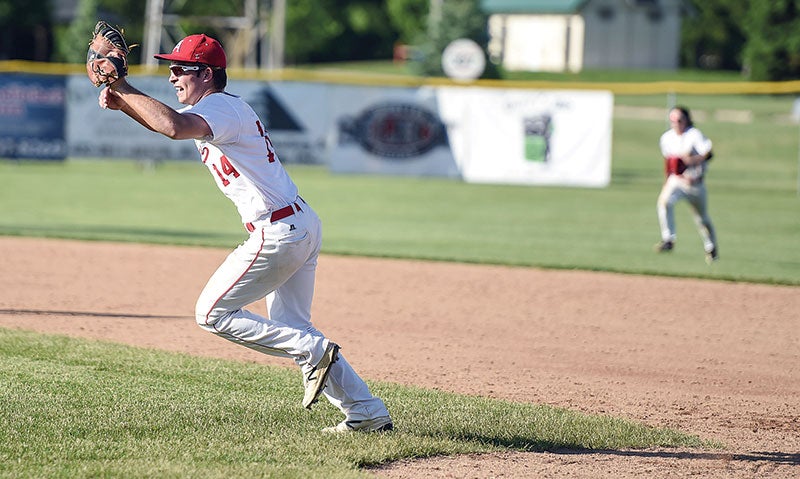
[0,74,66,160]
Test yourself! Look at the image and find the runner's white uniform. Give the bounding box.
[657,124,717,254]
[186,92,388,421]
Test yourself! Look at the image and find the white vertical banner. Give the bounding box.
[437,87,613,187]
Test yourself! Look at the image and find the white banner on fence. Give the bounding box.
[323,84,612,186]
[67,76,197,160]
[437,88,613,187]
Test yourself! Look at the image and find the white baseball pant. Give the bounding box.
[194,200,389,421]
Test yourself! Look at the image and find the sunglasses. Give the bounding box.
[169,64,206,76]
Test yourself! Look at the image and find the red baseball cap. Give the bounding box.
[154,34,227,68]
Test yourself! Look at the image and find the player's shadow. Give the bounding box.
[0,224,239,242]
[444,431,800,466]
[0,309,188,320]
[551,448,800,465]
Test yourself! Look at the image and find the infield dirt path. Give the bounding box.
[1,237,798,478]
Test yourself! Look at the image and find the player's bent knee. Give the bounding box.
[194,292,224,327]
[195,302,237,330]
[195,310,214,329]
[195,301,219,328]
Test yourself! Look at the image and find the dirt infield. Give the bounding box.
[1,237,798,478]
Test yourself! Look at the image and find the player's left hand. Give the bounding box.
[98,86,124,110]
[87,21,133,87]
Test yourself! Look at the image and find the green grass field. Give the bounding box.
[0,329,709,478]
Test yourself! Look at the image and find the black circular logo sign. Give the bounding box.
[338,103,449,158]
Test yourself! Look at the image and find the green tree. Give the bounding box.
[54,0,98,63]
[741,1,800,80]
[0,0,54,60]
[386,0,428,45]
[48,0,420,66]
[52,0,246,64]
[284,0,398,63]
[681,0,747,71]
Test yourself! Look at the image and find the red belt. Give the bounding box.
[245,202,303,232]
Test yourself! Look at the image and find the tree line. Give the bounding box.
[682,0,800,81]
[1,0,799,81]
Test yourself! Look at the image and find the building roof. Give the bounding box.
[480,0,589,14]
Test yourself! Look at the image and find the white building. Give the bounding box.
[481,0,693,72]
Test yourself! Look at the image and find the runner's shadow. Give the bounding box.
[0,224,238,241]
[554,448,800,466]
[446,433,800,467]
[0,309,188,319]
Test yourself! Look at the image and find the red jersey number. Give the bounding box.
[256,120,276,163]
[201,147,240,187]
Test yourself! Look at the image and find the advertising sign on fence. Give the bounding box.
[438,88,613,187]
[66,76,328,165]
[67,76,202,161]
[326,85,461,178]
[325,84,613,187]
[0,74,66,160]
[12,72,613,187]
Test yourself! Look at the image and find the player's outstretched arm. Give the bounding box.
[99,84,156,133]
[104,78,211,140]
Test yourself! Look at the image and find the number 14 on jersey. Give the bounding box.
[200,120,276,187]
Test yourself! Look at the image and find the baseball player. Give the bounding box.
[88,25,392,433]
[654,106,718,264]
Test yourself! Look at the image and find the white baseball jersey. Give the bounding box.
[659,125,712,182]
[181,92,298,223]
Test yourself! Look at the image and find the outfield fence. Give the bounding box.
[2,61,799,192]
